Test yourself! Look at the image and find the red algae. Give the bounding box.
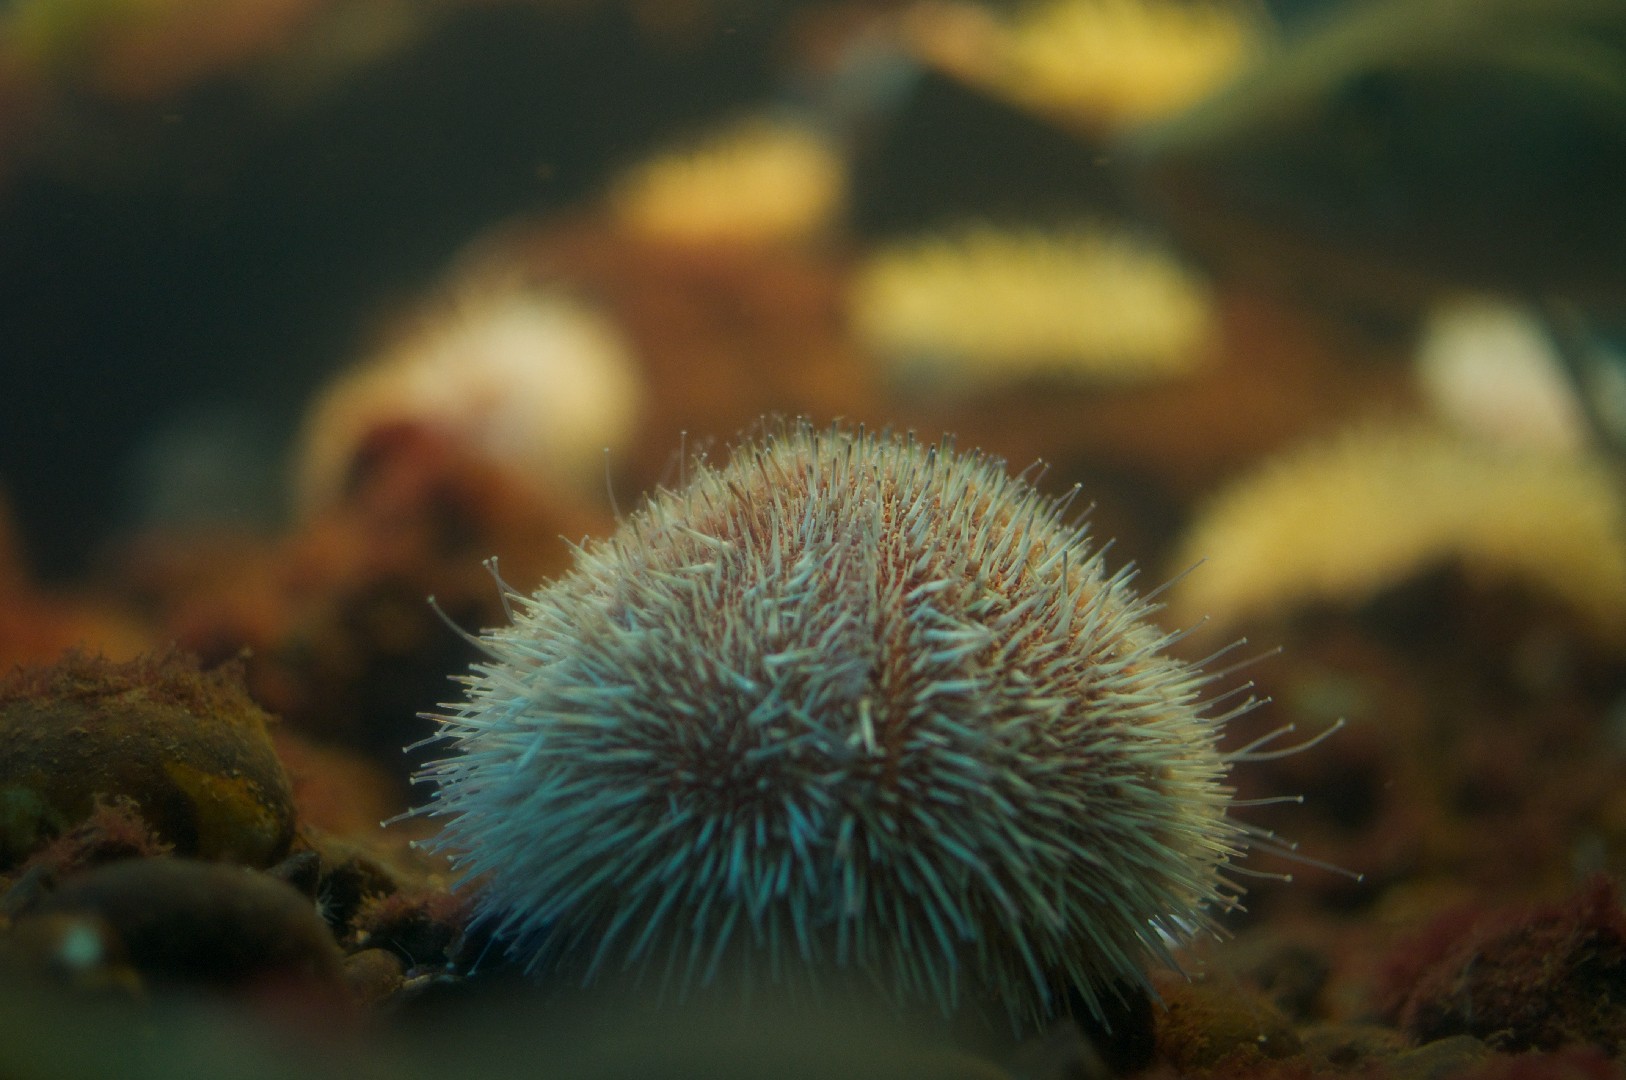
[1454,1047,1626,1080]
[1381,876,1626,1053]
[13,795,172,886]
[1,647,256,718]
[347,888,468,971]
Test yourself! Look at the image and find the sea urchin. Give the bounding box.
[414,421,1255,1028]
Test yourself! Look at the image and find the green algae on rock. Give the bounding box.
[0,651,296,870]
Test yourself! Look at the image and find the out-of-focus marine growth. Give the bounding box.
[294,282,646,517]
[605,114,848,246]
[0,0,423,102]
[1167,418,1626,640]
[1414,299,1591,452]
[851,223,1214,398]
[904,0,1264,133]
[1122,0,1626,307]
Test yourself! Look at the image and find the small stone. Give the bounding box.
[1297,1021,1411,1069]
[1388,1035,1493,1080]
[33,857,345,1004]
[342,947,404,1008]
[5,912,142,1001]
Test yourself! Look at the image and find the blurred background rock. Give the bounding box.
[0,0,1358,581]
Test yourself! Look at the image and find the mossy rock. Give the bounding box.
[0,650,295,869]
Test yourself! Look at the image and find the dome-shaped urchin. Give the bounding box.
[415,421,1254,1029]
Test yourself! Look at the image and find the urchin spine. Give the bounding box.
[414,422,1255,1028]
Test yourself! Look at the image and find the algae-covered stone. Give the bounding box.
[1150,970,1304,1072]
[0,651,295,869]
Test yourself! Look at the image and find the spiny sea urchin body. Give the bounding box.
[417,421,1250,1028]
